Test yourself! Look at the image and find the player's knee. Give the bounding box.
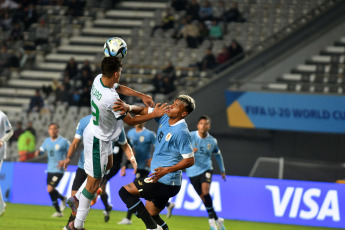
[119,186,139,207]
[119,186,130,201]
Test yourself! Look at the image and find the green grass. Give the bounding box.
[0,203,342,230]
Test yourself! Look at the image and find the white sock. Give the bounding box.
[74,192,92,229]
[75,179,87,200]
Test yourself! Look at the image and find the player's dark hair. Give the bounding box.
[198,115,211,123]
[101,56,122,78]
[49,122,59,128]
[176,95,195,114]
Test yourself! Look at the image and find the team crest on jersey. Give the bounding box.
[207,144,212,150]
[55,144,60,150]
[165,133,172,141]
[139,136,145,142]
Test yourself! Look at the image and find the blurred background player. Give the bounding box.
[117,95,195,230]
[118,120,156,225]
[0,110,13,216]
[186,115,226,230]
[34,123,70,218]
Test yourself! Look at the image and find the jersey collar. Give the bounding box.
[197,131,209,139]
[170,119,185,126]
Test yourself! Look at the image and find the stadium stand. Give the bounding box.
[0,0,340,160]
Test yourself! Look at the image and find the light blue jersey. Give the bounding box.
[76,115,127,168]
[186,131,225,178]
[151,114,193,186]
[127,128,156,170]
[40,136,70,173]
[75,115,92,169]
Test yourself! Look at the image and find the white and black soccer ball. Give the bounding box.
[104,37,127,59]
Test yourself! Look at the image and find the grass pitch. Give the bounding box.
[0,203,341,230]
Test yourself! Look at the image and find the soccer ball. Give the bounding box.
[104,37,127,59]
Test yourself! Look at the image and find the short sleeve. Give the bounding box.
[212,139,221,155]
[117,127,127,145]
[40,139,46,152]
[75,122,83,139]
[178,131,193,158]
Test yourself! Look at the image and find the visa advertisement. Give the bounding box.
[2,162,345,228]
[225,91,345,133]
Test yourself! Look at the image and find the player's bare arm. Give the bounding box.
[113,98,148,115]
[120,103,169,126]
[60,137,81,170]
[121,143,138,174]
[149,157,195,183]
[116,84,155,107]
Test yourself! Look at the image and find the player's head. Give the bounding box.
[168,95,195,119]
[48,122,59,139]
[134,115,145,129]
[197,115,211,134]
[101,56,122,82]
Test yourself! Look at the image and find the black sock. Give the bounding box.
[52,189,65,200]
[152,215,169,230]
[119,186,157,229]
[126,210,133,220]
[203,194,218,220]
[65,213,75,227]
[49,191,61,213]
[101,193,109,209]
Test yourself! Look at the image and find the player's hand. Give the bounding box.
[120,166,126,176]
[151,103,169,117]
[61,158,71,171]
[149,167,170,183]
[130,157,137,174]
[140,94,155,107]
[221,172,226,181]
[193,148,198,153]
[0,140,3,148]
[113,99,129,115]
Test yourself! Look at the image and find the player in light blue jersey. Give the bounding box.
[186,115,226,230]
[116,95,196,230]
[35,123,70,218]
[118,121,156,225]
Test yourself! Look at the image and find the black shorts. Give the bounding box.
[47,172,64,187]
[134,178,181,210]
[134,169,150,181]
[104,153,122,181]
[72,167,87,191]
[189,170,213,195]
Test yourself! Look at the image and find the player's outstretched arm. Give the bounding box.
[60,137,81,170]
[149,157,195,183]
[120,143,137,174]
[122,103,169,126]
[116,84,155,107]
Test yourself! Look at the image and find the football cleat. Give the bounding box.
[90,188,102,206]
[216,218,226,230]
[103,205,112,223]
[52,212,63,217]
[166,202,175,219]
[209,218,218,230]
[68,220,86,230]
[118,217,132,225]
[67,196,79,216]
[147,225,163,230]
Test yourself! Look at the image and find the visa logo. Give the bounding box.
[172,179,222,212]
[266,185,340,221]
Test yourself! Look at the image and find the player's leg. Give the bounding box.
[119,180,159,229]
[0,160,5,216]
[101,154,121,222]
[47,173,64,217]
[64,168,87,229]
[74,135,109,229]
[146,200,168,230]
[120,169,150,224]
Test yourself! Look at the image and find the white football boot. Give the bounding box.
[209,218,218,230]
[216,218,226,230]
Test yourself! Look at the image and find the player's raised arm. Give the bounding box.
[60,137,81,170]
[120,143,137,174]
[116,84,155,107]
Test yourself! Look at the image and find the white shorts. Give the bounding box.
[83,125,112,178]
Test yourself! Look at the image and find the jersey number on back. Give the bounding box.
[91,100,99,126]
